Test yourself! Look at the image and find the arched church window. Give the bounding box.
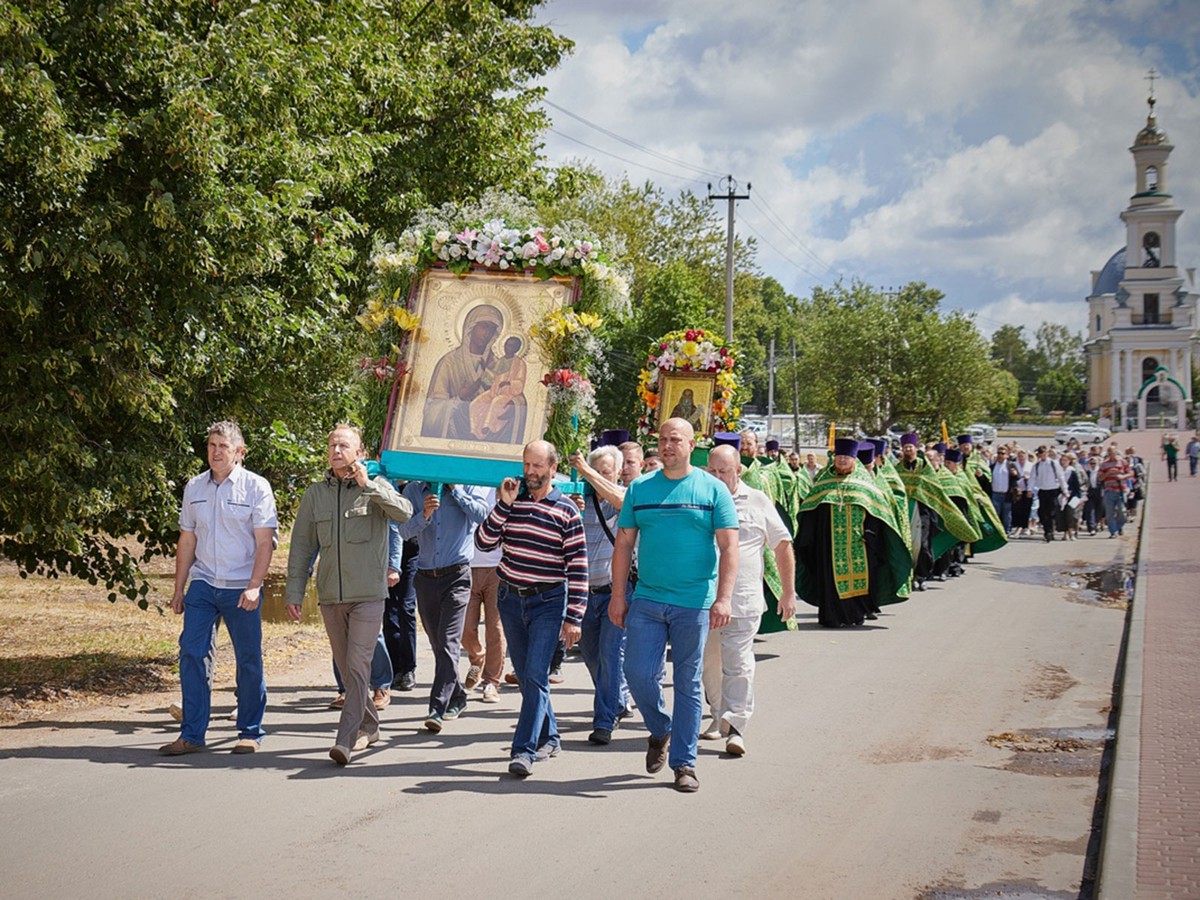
[1143,232,1161,268]
[1095,314,1101,333]
[1142,357,1158,384]
[1146,165,1158,191]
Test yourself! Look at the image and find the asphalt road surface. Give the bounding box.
[0,529,1131,899]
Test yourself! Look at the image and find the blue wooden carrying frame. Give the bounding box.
[378,449,587,495]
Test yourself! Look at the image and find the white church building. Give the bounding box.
[1084,90,1198,430]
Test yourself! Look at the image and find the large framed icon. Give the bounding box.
[381,267,578,486]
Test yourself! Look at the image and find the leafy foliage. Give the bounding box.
[0,0,570,603]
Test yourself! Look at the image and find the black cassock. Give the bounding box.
[796,506,888,628]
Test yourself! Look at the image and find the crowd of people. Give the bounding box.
[157,417,1159,792]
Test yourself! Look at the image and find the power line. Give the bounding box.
[738,215,831,284]
[749,196,836,276]
[543,100,728,179]
[547,128,707,188]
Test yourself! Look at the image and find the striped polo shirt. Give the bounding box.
[474,487,589,624]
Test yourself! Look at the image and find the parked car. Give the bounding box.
[1055,423,1111,444]
[964,423,997,443]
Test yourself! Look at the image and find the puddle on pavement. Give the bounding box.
[919,883,1077,900]
[996,564,1131,609]
[985,726,1113,777]
[260,574,321,624]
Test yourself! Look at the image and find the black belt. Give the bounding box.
[417,563,469,578]
[500,580,562,598]
[590,583,612,593]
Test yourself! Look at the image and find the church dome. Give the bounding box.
[1093,247,1125,296]
[1134,99,1169,146]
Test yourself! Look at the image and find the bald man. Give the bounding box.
[610,418,739,792]
[703,445,796,756]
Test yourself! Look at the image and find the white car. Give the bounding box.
[964,423,997,443]
[1055,423,1111,444]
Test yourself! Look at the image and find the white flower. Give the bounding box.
[434,230,451,246]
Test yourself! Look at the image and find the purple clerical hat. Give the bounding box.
[599,429,631,447]
[765,439,780,452]
[933,442,947,454]
[956,433,973,445]
[943,448,963,463]
[900,432,920,447]
[870,438,887,457]
[856,444,876,464]
[713,432,741,450]
[833,437,859,457]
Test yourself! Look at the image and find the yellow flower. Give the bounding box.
[680,340,699,359]
[392,308,421,331]
[576,312,603,330]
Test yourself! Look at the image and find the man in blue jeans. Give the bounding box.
[161,420,277,756]
[610,417,739,793]
[475,440,588,778]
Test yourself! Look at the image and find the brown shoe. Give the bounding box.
[168,702,183,723]
[372,688,390,710]
[645,734,670,773]
[329,694,345,709]
[231,738,260,755]
[158,737,204,756]
[504,672,519,686]
[673,766,699,792]
[464,665,482,690]
[353,730,381,751]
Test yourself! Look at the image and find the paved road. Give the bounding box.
[0,521,1132,899]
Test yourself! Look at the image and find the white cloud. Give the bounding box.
[534,0,1200,320]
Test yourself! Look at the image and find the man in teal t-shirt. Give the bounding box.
[611,417,739,793]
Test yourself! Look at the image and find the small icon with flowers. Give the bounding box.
[636,328,742,440]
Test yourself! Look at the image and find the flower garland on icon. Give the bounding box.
[636,328,742,441]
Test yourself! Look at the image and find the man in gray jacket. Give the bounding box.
[286,425,412,765]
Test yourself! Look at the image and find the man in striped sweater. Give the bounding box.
[474,440,588,778]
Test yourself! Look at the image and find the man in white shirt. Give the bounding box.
[989,445,1018,535]
[701,444,796,756]
[161,421,277,756]
[1029,445,1068,543]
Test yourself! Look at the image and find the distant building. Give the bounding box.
[1084,87,1198,430]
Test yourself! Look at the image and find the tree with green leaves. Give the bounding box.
[0,0,570,604]
[788,281,1011,436]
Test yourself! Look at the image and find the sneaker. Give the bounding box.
[329,693,345,709]
[549,668,565,685]
[699,727,723,741]
[395,671,416,692]
[372,688,391,710]
[158,737,203,756]
[588,728,612,745]
[645,734,670,773]
[504,672,520,686]
[443,703,465,721]
[231,738,260,755]
[617,705,634,721]
[535,743,560,761]
[480,684,499,704]
[329,744,351,766]
[423,713,443,733]
[352,730,380,751]
[673,766,699,792]
[168,702,183,723]
[464,665,482,690]
[508,756,534,777]
[725,729,746,756]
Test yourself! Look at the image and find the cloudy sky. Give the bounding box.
[533,0,1200,336]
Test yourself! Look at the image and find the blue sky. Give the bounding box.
[534,0,1200,336]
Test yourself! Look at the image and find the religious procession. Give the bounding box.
[155,214,1156,797]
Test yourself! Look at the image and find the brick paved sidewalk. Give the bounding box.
[1098,429,1200,900]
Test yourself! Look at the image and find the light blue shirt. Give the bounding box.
[179,464,277,589]
[397,483,489,569]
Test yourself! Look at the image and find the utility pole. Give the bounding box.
[767,337,776,433]
[707,175,751,343]
[791,338,801,448]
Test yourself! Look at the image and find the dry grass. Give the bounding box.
[0,543,329,723]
